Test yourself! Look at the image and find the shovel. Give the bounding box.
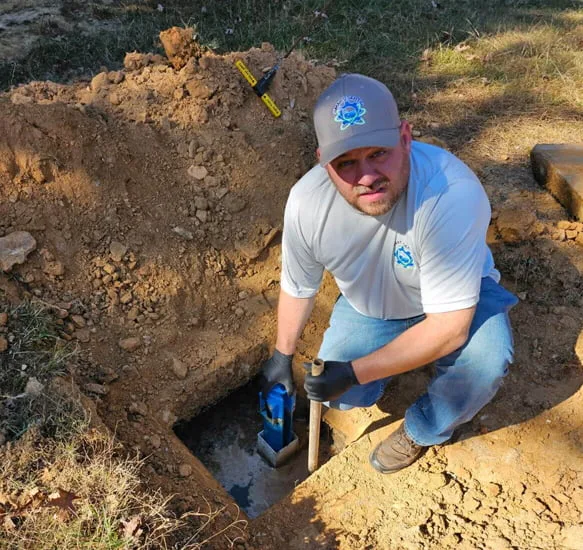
[307,358,325,473]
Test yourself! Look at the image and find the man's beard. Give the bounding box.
[328,153,411,216]
[349,177,407,216]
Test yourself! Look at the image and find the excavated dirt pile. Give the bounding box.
[1,31,582,550]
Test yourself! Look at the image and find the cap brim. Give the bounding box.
[318,128,401,167]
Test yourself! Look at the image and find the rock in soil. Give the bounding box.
[172,226,194,240]
[171,357,188,379]
[0,231,37,272]
[24,377,44,396]
[187,165,208,180]
[84,383,108,396]
[110,241,128,262]
[178,463,192,477]
[70,315,86,328]
[119,337,141,352]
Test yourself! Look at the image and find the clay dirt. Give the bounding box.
[0,5,583,550]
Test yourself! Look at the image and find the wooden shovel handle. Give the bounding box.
[308,358,325,473]
[311,358,325,377]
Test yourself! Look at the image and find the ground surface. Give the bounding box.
[1,3,583,549]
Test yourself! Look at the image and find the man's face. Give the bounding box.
[322,121,412,216]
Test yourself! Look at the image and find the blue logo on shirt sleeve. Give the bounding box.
[394,244,415,269]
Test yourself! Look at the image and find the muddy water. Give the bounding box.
[175,381,334,518]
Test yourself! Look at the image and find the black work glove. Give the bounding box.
[304,360,360,402]
[259,349,295,396]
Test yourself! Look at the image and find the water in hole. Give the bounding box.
[174,380,337,518]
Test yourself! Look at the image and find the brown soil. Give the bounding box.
[1,25,582,550]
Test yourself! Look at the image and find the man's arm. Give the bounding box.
[259,289,315,396]
[351,306,476,384]
[275,289,316,354]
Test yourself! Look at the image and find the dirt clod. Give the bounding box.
[159,27,204,70]
[43,261,65,278]
[171,357,188,380]
[74,329,91,343]
[496,207,538,242]
[84,383,108,396]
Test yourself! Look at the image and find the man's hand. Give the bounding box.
[259,349,295,396]
[304,360,360,402]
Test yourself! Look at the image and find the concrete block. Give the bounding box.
[531,144,583,220]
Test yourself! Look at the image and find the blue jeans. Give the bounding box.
[318,277,518,446]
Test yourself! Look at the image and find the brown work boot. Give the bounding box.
[369,423,426,474]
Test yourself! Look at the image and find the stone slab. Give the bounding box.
[531,144,583,220]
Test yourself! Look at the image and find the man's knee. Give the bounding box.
[436,334,513,397]
[459,337,513,390]
[461,313,514,382]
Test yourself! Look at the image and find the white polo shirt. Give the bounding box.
[281,141,499,319]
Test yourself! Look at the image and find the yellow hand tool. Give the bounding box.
[235,26,312,119]
[235,59,282,118]
[235,3,332,118]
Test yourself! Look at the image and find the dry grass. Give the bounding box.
[0,302,176,548]
[0,404,246,548]
[0,421,179,549]
[424,21,583,107]
[0,301,244,549]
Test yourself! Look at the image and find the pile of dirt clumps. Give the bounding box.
[0,37,333,358]
[1,30,582,550]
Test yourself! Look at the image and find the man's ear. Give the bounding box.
[400,121,413,152]
[316,148,321,161]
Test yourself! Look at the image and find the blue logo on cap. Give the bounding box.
[333,96,366,130]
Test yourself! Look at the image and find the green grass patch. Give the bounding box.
[0,302,77,441]
[0,302,73,397]
[424,19,583,107]
[2,0,582,102]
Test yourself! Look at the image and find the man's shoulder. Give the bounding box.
[288,164,332,206]
[410,141,480,197]
[412,140,467,170]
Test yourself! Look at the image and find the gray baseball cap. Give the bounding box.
[314,74,401,166]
